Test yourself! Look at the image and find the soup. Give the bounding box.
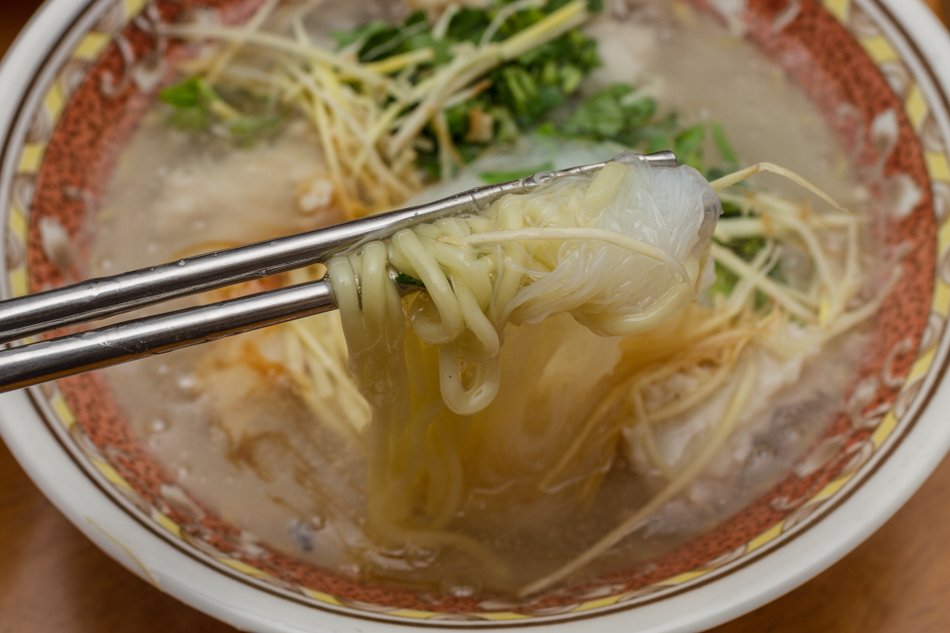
[89,0,883,597]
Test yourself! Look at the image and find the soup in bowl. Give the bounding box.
[1,0,950,630]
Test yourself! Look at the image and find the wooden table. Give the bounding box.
[2,2,950,631]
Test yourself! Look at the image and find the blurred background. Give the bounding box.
[1,0,947,50]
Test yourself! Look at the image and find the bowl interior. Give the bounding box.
[3,0,950,625]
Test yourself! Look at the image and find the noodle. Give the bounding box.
[306,156,886,593]
[327,160,719,415]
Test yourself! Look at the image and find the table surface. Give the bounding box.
[3,2,950,631]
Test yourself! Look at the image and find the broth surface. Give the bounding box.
[92,1,871,594]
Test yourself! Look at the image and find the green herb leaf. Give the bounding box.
[227,115,284,148]
[562,85,631,138]
[673,124,706,170]
[167,107,213,132]
[709,262,739,298]
[445,7,491,43]
[711,123,738,169]
[160,76,217,109]
[325,1,603,180]
[560,84,661,145]
[394,272,426,288]
[720,199,744,219]
[161,76,286,147]
[360,12,430,61]
[331,20,390,50]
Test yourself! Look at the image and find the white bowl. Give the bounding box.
[2,1,950,631]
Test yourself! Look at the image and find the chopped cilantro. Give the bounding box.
[331,20,390,50]
[711,198,782,309]
[159,76,217,109]
[394,272,426,289]
[561,84,656,139]
[711,123,738,170]
[673,124,706,170]
[710,262,739,298]
[160,76,285,147]
[445,7,492,42]
[357,12,450,63]
[326,0,604,180]
[709,258,779,311]
[227,114,284,148]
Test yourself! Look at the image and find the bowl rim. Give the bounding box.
[2,0,950,631]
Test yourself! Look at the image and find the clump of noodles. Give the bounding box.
[197,151,891,594]
[320,157,720,587]
[327,158,721,416]
[312,155,892,593]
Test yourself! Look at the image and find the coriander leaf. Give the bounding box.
[711,123,738,169]
[673,124,706,169]
[444,101,472,138]
[479,162,555,184]
[561,85,659,143]
[407,33,453,64]
[709,262,739,298]
[160,76,217,109]
[167,107,212,132]
[406,1,602,179]
[332,20,389,49]
[490,106,520,144]
[535,121,558,137]
[394,272,426,288]
[445,7,491,43]
[359,12,430,62]
[561,84,632,138]
[358,24,409,61]
[227,115,284,148]
[161,77,220,134]
[720,198,744,218]
[710,258,780,310]
[561,65,584,93]
[162,76,285,147]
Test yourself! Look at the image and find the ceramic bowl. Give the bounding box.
[2,0,950,631]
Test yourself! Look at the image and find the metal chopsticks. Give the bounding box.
[0,151,677,392]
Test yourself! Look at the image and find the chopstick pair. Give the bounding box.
[0,151,677,392]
